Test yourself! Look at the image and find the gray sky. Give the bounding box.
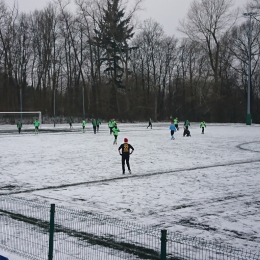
[8,0,247,37]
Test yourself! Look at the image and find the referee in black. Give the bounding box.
[118,138,134,174]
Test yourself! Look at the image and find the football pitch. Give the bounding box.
[0,122,260,254]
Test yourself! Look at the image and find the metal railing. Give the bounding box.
[0,195,259,260]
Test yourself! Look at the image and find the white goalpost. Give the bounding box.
[0,111,42,124]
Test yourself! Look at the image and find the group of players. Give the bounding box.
[16,119,40,134]
[15,117,206,174]
[169,117,206,140]
[16,117,134,175]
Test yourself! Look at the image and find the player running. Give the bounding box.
[169,122,177,140]
[173,117,179,130]
[112,123,120,145]
[200,121,206,134]
[108,119,114,135]
[183,120,191,137]
[147,118,152,129]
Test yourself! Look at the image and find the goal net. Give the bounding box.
[0,112,42,125]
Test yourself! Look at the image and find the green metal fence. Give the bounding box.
[0,195,259,260]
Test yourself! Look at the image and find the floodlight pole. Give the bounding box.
[53,60,59,127]
[20,88,22,121]
[244,12,256,125]
[82,85,85,119]
[54,88,56,127]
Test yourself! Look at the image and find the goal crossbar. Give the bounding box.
[0,112,42,124]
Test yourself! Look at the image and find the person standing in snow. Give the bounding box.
[68,117,73,129]
[92,118,97,134]
[169,122,177,140]
[17,120,22,134]
[96,119,101,132]
[118,138,134,174]
[33,119,40,134]
[200,121,206,134]
[82,119,86,133]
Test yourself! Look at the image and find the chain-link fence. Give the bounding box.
[0,195,259,260]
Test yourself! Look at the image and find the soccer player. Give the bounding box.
[169,122,177,140]
[112,123,120,145]
[108,119,114,135]
[147,118,152,129]
[200,121,206,134]
[82,119,86,133]
[96,119,101,132]
[174,117,179,130]
[112,119,117,127]
[17,120,22,134]
[68,117,73,129]
[34,119,40,134]
[118,138,134,174]
[92,119,97,134]
[183,128,191,137]
[184,119,190,130]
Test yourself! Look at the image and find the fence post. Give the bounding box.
[48,204,55,260]
[160,229,167,260]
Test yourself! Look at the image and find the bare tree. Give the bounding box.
[179,0,238,93]
[0,0,19,110]
[57,0,90,118]
[131,19,167,120]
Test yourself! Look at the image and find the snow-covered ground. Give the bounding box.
[0,122,260,259]
[0,249,27,260]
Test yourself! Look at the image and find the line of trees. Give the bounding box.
[0,0,260,123]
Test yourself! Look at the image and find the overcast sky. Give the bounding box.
[7,0,248,37]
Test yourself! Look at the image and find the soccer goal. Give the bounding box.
[0,111,42,125]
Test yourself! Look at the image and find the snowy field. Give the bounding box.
[0,122,260,258]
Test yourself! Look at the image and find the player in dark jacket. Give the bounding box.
[118,138,134,174]
[183,128,191,137]
[68,117,73,129]
[147,118,152,129]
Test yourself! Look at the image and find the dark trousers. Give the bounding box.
[122,154,130,173]
[18,128,21,134]
[147,122,152,129]
[201,127,204,133]
[183,129,190,136]
[93,126,96,134]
